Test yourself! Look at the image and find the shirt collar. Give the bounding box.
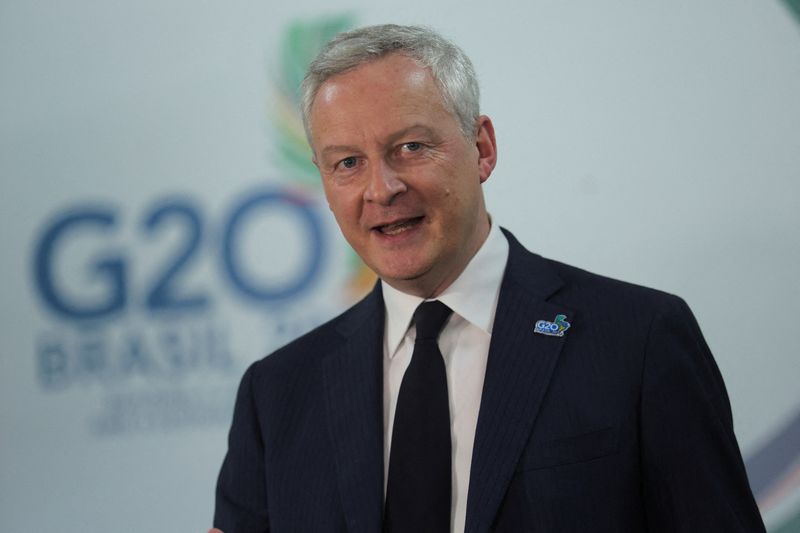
[382,221,510,359]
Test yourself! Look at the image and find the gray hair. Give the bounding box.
[300,24,480,142]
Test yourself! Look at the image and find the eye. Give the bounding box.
[338,156,358,170]
[403,142,422,152]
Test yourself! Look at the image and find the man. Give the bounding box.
[212,24,765,532]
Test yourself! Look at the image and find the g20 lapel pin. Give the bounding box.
[534,314,571,337]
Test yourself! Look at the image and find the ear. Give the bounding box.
[475,115,497,183]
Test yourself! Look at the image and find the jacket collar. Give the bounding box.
[323,284,385,532]
[464,228,571,532]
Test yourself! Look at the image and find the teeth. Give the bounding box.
[380,219,417,235]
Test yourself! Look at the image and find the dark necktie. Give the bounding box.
[384,300,453,532]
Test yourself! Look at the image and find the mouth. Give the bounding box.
[373,216,424,236]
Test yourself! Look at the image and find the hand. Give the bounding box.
[208,529,224,533]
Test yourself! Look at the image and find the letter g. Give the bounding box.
[33,207,126,320]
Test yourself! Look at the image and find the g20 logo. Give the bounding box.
[33,188,326,321]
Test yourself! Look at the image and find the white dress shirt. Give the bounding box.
[382,222,510,533]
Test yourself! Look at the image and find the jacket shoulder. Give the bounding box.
[502,227,687,316]
[247,287,381,379]
[548,258,685,310]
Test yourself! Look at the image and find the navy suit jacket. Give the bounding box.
[214,229,765,532]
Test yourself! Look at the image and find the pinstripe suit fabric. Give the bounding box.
[214,229,764,532]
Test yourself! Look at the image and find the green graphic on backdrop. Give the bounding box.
[269,14,378,299]
[775,511,800,533]
[272,14,356,181]
[781,0,800,24]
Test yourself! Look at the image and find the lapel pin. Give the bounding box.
[535,314,571,337]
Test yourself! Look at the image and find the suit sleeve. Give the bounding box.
[214,363,270,533]
[639,296,766,532]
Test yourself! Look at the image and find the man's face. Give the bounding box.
[309,53,497,297]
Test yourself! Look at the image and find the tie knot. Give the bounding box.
[413,300,453,340]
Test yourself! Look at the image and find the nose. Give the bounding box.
[363,160,407,205]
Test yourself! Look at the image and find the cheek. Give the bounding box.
[327,193,362,229]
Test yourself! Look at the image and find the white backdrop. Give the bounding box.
[1,1,799,532]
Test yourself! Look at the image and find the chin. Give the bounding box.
[376,268,423,283]
[370,258,422,279]
[364,247,440,285]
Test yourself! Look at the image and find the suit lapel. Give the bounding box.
[465,230,572,532]
[322,285,385,533]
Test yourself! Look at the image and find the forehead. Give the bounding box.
[316,53,438,104]
[308,54,456,146]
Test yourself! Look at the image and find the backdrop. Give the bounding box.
[1,1,799,532]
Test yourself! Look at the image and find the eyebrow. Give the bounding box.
[319,144,360,157]
[318,124,437,157]
[386,124,436,144]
